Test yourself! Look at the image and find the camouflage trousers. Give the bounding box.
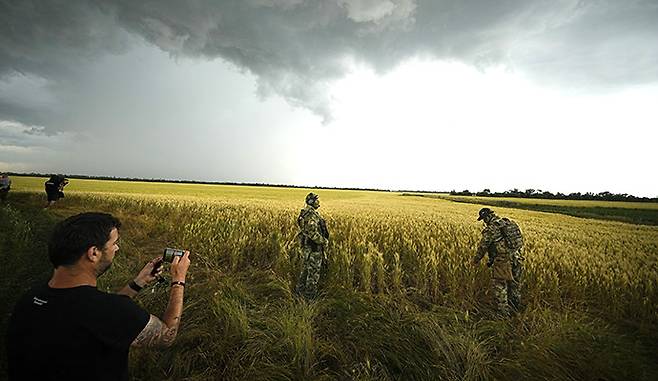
[296,247,324,299]
[492,252,524,315]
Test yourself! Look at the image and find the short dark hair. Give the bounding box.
[48,212,121,268]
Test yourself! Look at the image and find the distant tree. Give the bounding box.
[505,188,522,197]
[476,188,491,196]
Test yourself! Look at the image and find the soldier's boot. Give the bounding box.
[493,279,511,318]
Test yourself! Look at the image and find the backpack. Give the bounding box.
[497,218,524,252]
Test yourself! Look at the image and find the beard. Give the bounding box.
[95,253,113,277]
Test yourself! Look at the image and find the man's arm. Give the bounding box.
[131,284,185,347]
[117,279,151,298]
[117,256,163,298]
[473,228,492,264]
[131,251,190,348]
[117,284,139,298]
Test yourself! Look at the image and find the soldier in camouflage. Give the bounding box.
[295,192,329,299]
[472,208,524,316]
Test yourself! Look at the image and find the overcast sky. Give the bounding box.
[1,0,657,196]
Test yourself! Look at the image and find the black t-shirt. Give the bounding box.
[6,284,150,381]
[44,176,65,194]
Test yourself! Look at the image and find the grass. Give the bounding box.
[2,179,658,380]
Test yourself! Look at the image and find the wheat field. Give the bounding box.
[1,177,657,380]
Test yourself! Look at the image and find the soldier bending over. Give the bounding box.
[472,207,525,316]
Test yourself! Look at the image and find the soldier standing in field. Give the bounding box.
[296,192,329,299]
[472,208,524,316]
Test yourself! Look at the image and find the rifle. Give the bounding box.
[319,219,329,241]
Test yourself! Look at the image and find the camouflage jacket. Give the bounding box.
[474,216,509,263]
[298,205,328,247]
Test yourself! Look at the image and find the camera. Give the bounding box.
[163,247,185,263]
[150,248,186,276]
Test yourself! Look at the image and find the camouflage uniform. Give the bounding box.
[473,209,524,315]
[508,248,523,311]
[295,193,329,299]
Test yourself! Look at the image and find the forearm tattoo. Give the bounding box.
[131,315,179,347]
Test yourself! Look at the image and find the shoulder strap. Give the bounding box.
[298,207,310,225]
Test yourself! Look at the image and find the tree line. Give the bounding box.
[449,188,658,203]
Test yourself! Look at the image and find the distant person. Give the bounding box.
[0,173,11,201]
[472,208,525,316]
[296,192,329,299]
[7,212,191,381]
[44,174,69,207]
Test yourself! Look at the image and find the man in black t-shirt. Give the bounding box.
[6,212,191,381]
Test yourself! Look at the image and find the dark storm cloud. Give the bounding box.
[1,0,657,124]
[0,101,46,128]
[0,0,129,78]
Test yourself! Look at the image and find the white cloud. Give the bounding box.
[306,59,658,195]
[0,145,33,154]
[0,120,68,147]
[338,0,415,24]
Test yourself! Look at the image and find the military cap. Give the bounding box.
[305,192,319,203]
[477,207,494,221]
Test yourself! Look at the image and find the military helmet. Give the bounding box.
[477,207,494,221]
[305,192,319,204]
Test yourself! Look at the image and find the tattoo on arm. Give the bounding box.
[132,285,185,347]
[131,315,179,347]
